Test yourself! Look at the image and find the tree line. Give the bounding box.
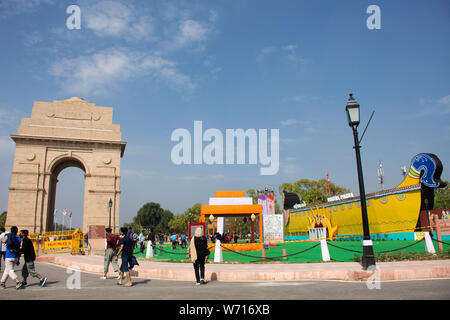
[0,179,447,232]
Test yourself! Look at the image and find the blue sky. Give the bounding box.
[0,0,449,229]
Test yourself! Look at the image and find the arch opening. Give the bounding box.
[46,157,87,231]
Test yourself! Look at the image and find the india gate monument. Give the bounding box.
[5,97,126,234]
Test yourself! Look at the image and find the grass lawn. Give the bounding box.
[132,239,449,263]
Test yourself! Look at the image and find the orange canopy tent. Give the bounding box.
[200,191,263,251]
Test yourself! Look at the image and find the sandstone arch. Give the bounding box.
[6,97,126,234]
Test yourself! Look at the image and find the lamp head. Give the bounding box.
[345,93,360,127]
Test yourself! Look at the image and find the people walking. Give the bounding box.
[149,231,156,255]
[19,230,47,288]
[187,228,210,286]
[0,228,6,271]
[181,233,187,248]
[116,227,134,287]
[139,231,146,254]
[102,228,121,280]
[132,232,139,251]
[171,234,177,249]
[1,226,23,289]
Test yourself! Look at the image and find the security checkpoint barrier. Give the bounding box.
[37,229,85,255]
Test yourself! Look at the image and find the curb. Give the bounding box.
[36,255,450,282]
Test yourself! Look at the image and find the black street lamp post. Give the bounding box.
[346,93,376,270]
[108,198,113,229]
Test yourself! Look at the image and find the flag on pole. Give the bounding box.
[69,211,72,218]
[62,210,67,216]
[326,173,331,196]
[54,209,58,216]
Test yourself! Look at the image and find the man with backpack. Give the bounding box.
[19,230,47,288]
[1,226,23,289]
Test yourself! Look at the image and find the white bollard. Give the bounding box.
[146,240,154,258]
[320,239,330,261]
[423,232,436,254]
[214,240,223,263]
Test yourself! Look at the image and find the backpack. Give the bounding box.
[6,233,20,253]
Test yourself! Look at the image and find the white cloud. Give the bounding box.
[280,119,298,126]
[438,95,450,105]
[286,157,297,161]
[257,44,307,70]
[413,94,450,118]
[257,46,276,62]
[0,108,20,125]
[50,48,195,96]
[177,174,225,181]
[121,169,156,178]
[282,44,297,51]
[282,164,297,175]
[280,137,311,144]
[83,0,154,39]
[177,19,207,44]
[0,0,57,19]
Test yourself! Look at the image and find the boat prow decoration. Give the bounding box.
[285,153,446,240]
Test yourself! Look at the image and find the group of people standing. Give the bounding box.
[0,225,211,288]
[103,227,139,287]
[170,233,187,249]
[103,226,210,286]
[0,227,47,289]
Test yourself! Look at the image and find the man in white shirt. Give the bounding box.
[0,228,6,271]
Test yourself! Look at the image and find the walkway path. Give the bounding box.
[37,254,450,282]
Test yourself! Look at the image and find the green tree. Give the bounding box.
[126,202,174,234]
[434,180,449,210]
[0,211,6,228]
[168,203,202,234]
[279,178,350,207]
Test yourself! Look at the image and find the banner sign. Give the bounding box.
[266,195,275,215]
[263,214,284,243]
[43,240,72,250]
[189,222,205,240]
[258,195,267,215]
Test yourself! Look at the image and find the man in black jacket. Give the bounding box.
[20,230,47,287]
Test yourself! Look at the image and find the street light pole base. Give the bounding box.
[362,244,376,270]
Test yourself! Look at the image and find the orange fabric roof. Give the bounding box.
[214,191,245,198]
[201,204,262,215]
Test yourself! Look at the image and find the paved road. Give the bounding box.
[1,261,449,300]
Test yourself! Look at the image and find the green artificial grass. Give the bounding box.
[132,240,449,263]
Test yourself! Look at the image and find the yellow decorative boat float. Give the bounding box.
[284,153,446,241]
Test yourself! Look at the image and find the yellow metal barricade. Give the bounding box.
[39,229,85,255]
